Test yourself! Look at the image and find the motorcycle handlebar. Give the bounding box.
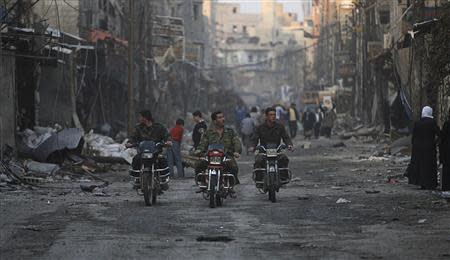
[257,144,288,153]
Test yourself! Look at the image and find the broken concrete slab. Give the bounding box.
[25,160,60,175]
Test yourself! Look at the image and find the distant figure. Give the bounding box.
[321,107,337,138]
[314,108,324,139]
[288,103,300,138]
[168,119,185,178]
[408,106,440,190]
[241,113,255,155]
[302,108,316,139]
[440,108,450,191]
[275,104,288,127]
[192,111,207,150]
[235,103,247,134]
[249,106,262,127]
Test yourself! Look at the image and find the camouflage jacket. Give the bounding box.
[197,127,242,156]
[129,122,170,144]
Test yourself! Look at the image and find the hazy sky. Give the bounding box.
[218,0,311,19]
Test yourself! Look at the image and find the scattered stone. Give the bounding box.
[93,187,110,197]
[301,142,311,149]
[298,196,310,200]
[336,198,351,204]
[80,183,99,192]
[331,186,343,190]
[440,192,450,199]
[365,190,381,194]
[196,236,234,242]
[418,219,427,224]
[23,225,42,231]
[332,142,346,148]
[387,177,398,184]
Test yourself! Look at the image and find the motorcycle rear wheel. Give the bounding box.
[142,173,154,206]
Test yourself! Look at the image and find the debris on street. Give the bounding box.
[336,198,351,204]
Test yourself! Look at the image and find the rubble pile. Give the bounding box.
[335,114,385,142]
[84,130,136,164]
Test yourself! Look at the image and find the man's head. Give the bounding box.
[138,110,153,125]
[211,111,225,128]
[250,106,257,113]
[192,110,202,123]
[265,107,276,124]
[246,113,251,118]
[176,118,184,126]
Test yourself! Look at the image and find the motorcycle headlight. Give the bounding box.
[266,149,278,157]
[142,153,153,159]
[210,156,222,164]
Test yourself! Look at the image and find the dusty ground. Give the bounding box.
[1,138,449,260]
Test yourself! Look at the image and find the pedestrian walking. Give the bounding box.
[235,103,247,135]
[321,107,336,138]
[302,108,315,139]
[192,111,207,150]
[314,107,324,139]
[168,119,185,178]
[440,108,450,191]
[250,106,262,127]
[288,103,300,138]
[275,104,288,125]
[241,113,255,155]
[407,106,440,190]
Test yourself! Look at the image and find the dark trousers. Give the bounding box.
[167,141,184,178]
[289,121,298,138]
[132,155,168,171]
[442,163,449,191]
[254,154,289,182]
[314,123,321,139]
[321,127,332,138]
[254,153,289,168]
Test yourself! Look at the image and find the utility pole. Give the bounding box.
[127,0,134,134]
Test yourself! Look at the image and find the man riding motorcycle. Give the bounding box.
[250,107,294,185]
[127,110,171,189]
[195,111,242,186]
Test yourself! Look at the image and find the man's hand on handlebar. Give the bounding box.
[165,141,173,146]
[233,152,241,159]
[288,145,294,151]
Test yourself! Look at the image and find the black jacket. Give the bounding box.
[251,122,293,147]
[192,120,207,149]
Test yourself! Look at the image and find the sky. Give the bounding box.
[217,0,311,20]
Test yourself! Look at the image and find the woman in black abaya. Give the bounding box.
[440,109,450,191]
[408,106,440,189]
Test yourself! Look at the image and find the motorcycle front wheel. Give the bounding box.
[268,173,277,203]
[142,172,154,206]
[269,188,276,203]
[209,192,216,208]
[216,194,223,206]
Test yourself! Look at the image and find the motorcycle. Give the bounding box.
[129,141,170,206]
[253,143,291,202]
[195,144,236,208]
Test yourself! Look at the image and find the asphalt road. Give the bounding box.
[1,139,450,259]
